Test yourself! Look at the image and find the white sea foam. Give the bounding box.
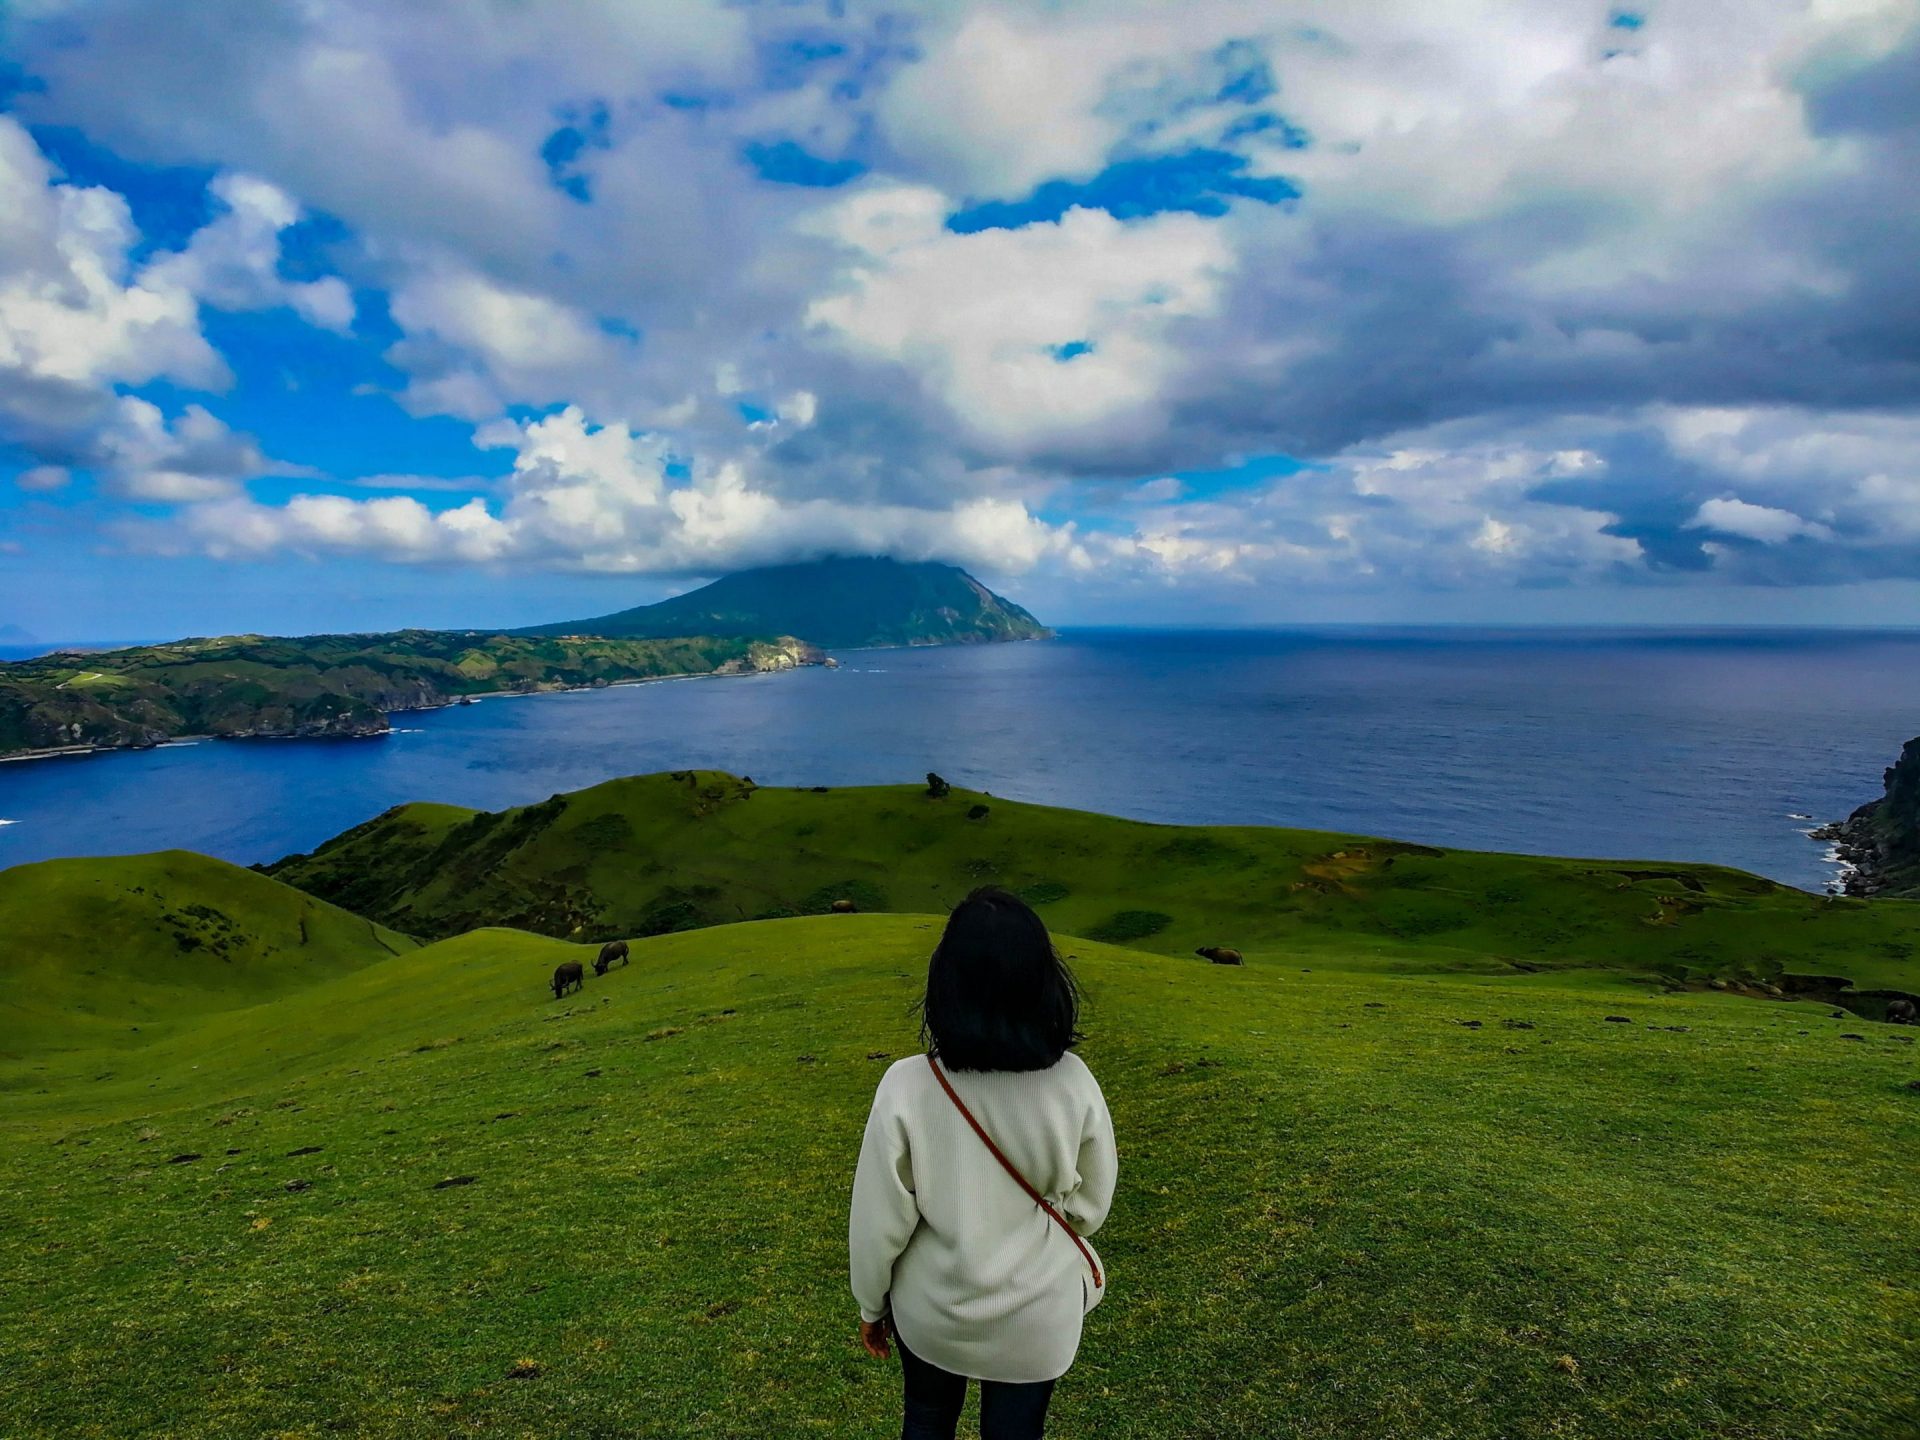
[0,818,17,827]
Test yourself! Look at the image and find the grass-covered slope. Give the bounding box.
[0,915,1914,1439]
[519,556,1051,648]
[0,631,801,759]
[0,851,416,1064]
[267,771,1920,1011]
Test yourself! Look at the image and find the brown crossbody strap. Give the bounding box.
[926,1054,1103,1289]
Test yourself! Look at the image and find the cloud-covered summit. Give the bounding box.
[3,1,1919,629]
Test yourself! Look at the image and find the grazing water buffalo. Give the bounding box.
[925,772,951,798]
[552,961,585,999]
[1196,946,1244,965]
[595,940,629,976]
[831,898,858,914]
[1888,997,1918,1025]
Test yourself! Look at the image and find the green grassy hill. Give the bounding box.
[0,851,417,1067]
[1,894,1915,1439]
[267,771,1920,1013]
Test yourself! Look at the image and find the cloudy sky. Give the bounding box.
[2,0,1919,638]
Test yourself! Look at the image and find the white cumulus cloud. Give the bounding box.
[144,172,354,332]
[158,405,1088,577]
[805,187,1232,455]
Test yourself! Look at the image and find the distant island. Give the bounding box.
[1813,734,1920,896]
[518,555,1049,649]
[0,558,1047,761]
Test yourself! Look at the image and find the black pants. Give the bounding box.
[895,1327,1056,1440]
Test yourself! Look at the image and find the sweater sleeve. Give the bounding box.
[849,1072,919,1323]
[1060,1070,1117,1237]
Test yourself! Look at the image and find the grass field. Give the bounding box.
[3,846,1917,1438]
[0,851,417,1062]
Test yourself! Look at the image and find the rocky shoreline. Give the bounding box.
[1808,808,1885,896]
[1809,733,1920,899]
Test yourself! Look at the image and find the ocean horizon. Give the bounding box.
[5,624,1915,889]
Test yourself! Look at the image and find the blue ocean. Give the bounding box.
[5,627,1917,890]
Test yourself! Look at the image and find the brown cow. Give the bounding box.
[1888,997,1918,1025]
[1196,946,1244,965]
[831,899,858,914]
[595,940,629,976]
[552,961,585,999]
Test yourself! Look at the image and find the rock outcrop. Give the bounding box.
[1812,735,1920,896]
[714,637,828,674]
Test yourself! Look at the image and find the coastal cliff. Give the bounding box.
[1812,734,1920,897]
[714,637,829,674]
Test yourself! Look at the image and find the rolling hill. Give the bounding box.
[0,850,417,1065]
[517,557,1050,648]
[0,863,1914,1438]
[264,770,1920,1014]
[6,783,1919,1437]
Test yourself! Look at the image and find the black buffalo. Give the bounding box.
[552,961,585,999]
[595,940,629,976]
[1888,997,1918,1025]
[1196,946,1244,965]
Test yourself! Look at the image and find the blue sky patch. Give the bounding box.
[1222,111,1311,149]
[741,139,866,188]
[1169,452,1308,502]
[541,102,610,202]
[274,210,352,286]
[0,60,43,107]
[1051,341,1094,361]
[758,34,849,91]
[27,124,215,257]
[1213,39,1276,104]
[947,148,1300,233]
[1610,11,1647,29]
[176,310,497,487]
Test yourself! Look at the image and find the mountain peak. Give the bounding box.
[521,556,1050,649]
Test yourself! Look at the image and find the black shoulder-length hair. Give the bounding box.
[919,885,1080,1072]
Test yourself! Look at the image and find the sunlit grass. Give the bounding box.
[3,910,1915,1439]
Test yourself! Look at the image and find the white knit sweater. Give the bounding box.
[849,1050,1118,1384]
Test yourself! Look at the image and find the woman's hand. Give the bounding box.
[858,1318,892,1359]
